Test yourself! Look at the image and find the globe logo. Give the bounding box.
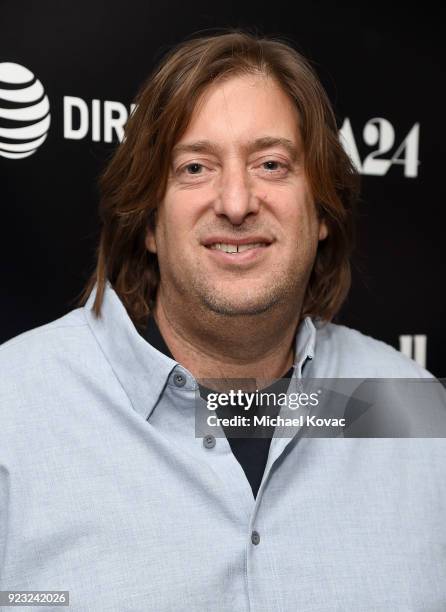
[0,62,50,159]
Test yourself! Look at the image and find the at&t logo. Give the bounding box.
[0,60,421,177]
[0,62,50,159]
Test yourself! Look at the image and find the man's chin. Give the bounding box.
[199,292,281,317]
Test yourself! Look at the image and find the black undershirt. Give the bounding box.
[144,316,293,499]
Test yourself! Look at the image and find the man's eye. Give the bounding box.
[184,163,203,174]
[262,160,287,172]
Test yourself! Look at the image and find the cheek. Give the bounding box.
[280,204,321,258]
[163,191,205,237]
[156,203,197,259]
[281,200,317,237]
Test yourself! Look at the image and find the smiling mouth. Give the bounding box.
[207,242,269,254]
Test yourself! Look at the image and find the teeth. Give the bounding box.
[220,243,238,253]
[210,242,265,253]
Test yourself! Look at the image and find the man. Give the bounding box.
[1,31,445,611]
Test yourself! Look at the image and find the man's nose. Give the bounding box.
[213,162,260,225]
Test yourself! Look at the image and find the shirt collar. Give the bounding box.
[294,316,316,376]
[83,281,317,419]
[84,280,177,421]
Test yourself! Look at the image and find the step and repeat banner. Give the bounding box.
[1,3,444,375]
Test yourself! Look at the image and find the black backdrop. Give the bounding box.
[1,2,444,376]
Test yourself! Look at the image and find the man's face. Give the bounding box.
[146,73,327,317]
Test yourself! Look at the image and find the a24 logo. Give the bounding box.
[340,118,420,178]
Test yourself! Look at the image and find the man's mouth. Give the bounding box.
[208,242,268,254]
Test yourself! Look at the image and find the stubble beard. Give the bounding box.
[183,269,301,318]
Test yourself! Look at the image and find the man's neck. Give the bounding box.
[153,294,301,384]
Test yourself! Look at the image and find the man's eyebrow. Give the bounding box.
[171,137,301,162]
[246,137,300,162]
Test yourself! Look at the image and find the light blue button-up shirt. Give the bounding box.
[1,281,445,611]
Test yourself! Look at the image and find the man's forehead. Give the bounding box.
[171,136,301,162]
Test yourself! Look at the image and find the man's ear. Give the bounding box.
[314,200,328,241]
[318,219,328,241]
[145,228,157,254]
[145,209,158,254]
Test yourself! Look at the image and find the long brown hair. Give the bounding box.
[79,29,360,331]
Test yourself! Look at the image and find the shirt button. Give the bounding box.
[203,434,216,449]
[173,372,186,387]
[251,530,260,545]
